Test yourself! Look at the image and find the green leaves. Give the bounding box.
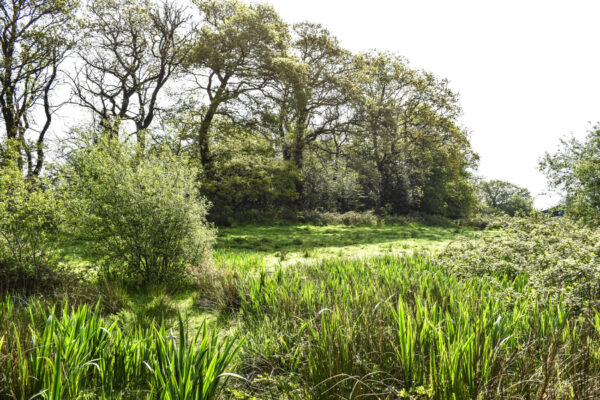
[0,158,61,291]
[0,299,239,399]
[60,135,215,284]
[478,179,534,216]
[441,214,600,306]
[349,51,476,216]
[540,125,600,224]
[150,314,240,400]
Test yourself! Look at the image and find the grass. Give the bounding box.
[7,222,598,399]
[228,255,600,399]
[0,298,239,399]
[214,223,478,269]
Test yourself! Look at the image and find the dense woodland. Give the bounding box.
[2,1,600,399]
[0,0,483,221]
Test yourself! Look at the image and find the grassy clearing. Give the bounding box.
[214,223,478,270]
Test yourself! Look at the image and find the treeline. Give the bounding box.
[0,0,479,222]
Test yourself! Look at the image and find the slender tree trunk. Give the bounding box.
[197,100,220,168]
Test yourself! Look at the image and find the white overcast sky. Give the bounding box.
[265,0,600,208]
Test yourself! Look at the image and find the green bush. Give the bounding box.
[0,157,62,292]
[441,214,600,307]
[61,136,215,284]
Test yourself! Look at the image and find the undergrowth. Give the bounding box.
[221,255,600,399]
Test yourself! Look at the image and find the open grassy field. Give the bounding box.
[214,223,479,270]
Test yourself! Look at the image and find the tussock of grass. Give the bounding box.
[0,297,239,399]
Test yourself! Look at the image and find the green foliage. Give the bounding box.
[229,255,600,399]
[198,124,299,224]
[256,21,352,171]
[441,214,600,307]
[182,0,289,167]
[0,156,61,292]
[0,298,239,399]
[61,135,215,284]
[300,152,363,212]
[3,0,481,225]
[478,179,534,216]
[540,125,600,223]
[348,51,478,216]
[177,36,478,221]
[151,313,241,400]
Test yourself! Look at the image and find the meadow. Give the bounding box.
[2,221,600,399]
[213,223,479,269]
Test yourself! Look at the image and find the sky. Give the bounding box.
[265,0,600,208]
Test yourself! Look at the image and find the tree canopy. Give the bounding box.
[540,125,600,223]
[0,0,482,220]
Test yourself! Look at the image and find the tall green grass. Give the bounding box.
[0,298,239,400]
[231,255,600,399]
[3,252,600,399]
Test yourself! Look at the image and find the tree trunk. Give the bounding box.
[197,100,220,169]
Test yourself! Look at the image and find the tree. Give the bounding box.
[182,0,288,170]
[0,0,76,175]
[349,51,473,214]
[416,127,478,217]
[257,22,353,170]
[540,125,600,223]
[196,120,298,224]
[301,148,363,212]
[478,179,533,216]
[71,0,191,146]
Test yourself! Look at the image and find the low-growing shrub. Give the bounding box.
[0,157,62,293]
[61,136,215,284]
[441,214,600,307]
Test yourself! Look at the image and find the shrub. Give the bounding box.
[61,136,215,284]
[0,157,62,292]
[440,214,600,307]
[296,210,379,226]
